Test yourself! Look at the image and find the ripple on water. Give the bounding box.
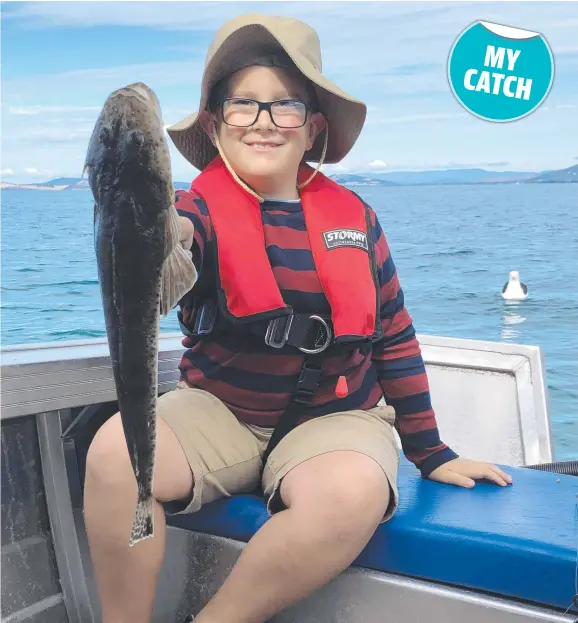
[421,248,477,257]
[49,329,106,339]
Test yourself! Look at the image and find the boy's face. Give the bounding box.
[201,65,325,198]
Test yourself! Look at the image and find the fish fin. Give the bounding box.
[129,495,154,547]
[160,204,198,316]
[164,198,183,252]
[160,245,198,316]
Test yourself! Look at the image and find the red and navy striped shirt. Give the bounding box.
[175,190,458,477]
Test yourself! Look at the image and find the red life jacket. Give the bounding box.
[189,156,380,345]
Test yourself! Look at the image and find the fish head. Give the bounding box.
[84,82,172,207]
[124,82,164,123]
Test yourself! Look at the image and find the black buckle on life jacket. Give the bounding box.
[264,314,332,354]
[293,359,324,404]
[264,315,293,348]
[192,299,217,335]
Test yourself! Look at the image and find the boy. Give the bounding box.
[84,13,512,623]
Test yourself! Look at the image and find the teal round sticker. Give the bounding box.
[448,21,554,122]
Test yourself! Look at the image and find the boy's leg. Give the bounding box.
[83,386,263,623]
[84,413,192,623]
[195,405,399,623]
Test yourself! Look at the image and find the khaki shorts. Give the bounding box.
[159,382,400,522]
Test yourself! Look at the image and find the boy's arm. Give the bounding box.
[368,207,459,477]
[368,206,512,488]
[175,190,211,275]
[174,190,213,329]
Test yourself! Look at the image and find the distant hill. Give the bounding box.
[330,174,398,187]
[366,168,539,185]
[71,180,90,189]
[524,164,578,183]
[61,179,89,190]
[1,177,88,191]
[38,177,84,187]
[3,164,576,190]
[1,177,190,191]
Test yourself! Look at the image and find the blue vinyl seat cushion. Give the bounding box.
[167,459,578,612]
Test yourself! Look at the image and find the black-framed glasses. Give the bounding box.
[219,98,311,129]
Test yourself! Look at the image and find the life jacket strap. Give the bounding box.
[178,301,334,354]
[261,353,325,468]
[265,314,332,354]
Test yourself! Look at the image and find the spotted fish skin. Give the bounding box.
[85,82,197,546]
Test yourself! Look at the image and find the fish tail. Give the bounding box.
[129,494,154,547]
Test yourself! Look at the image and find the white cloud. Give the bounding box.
[4,3,577,106]
[368,160,388,170]
[2,60,204,112]
[320,163,351,175]
[1,169,15,176]
[0,2,453,30]
[6,3,578,80]
[7,1,578,44]
[9,105,101,116]
[3,128,95,145]
[2,2,577,178]
[21,168,56,178]
[368,112,468,126]
[359,160,522,173]
[8,107,39,116]
[18,168,56,181]
[555,45,578,54]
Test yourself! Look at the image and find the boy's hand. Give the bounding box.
[428,458,513,488]
[179,216,195,251]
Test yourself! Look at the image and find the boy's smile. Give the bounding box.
[201,65,325,199]
[245,141,282,151]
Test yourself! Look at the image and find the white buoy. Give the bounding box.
[502,270,528,301]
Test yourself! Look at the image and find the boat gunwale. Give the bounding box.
[0,332,554,465]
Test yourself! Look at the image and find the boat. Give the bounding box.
[1,332,577,622]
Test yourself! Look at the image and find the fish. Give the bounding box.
[84,82,197,546]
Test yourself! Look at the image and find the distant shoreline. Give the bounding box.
[2,180,576,191]
[2,163,576,190]
[1,187,89,191]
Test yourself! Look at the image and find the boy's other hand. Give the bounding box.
[427,458,513,488]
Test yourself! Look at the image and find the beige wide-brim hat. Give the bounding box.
[166,13,367,171]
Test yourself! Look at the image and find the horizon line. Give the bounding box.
[3,162,577,186]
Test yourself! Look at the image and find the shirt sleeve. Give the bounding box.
[174,190,212,275]
[368,205,458,477]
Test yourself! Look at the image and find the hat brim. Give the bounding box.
[167,23,366,171]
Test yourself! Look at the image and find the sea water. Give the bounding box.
[1,183,576,459]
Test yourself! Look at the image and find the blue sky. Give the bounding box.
[2,1,578,184]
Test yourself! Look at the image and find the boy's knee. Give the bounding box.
[324,465,388,534]
[283,452,390,535]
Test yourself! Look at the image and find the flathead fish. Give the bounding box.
[84,82,197,545]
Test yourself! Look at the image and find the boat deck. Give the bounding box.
[1,333,576,622]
